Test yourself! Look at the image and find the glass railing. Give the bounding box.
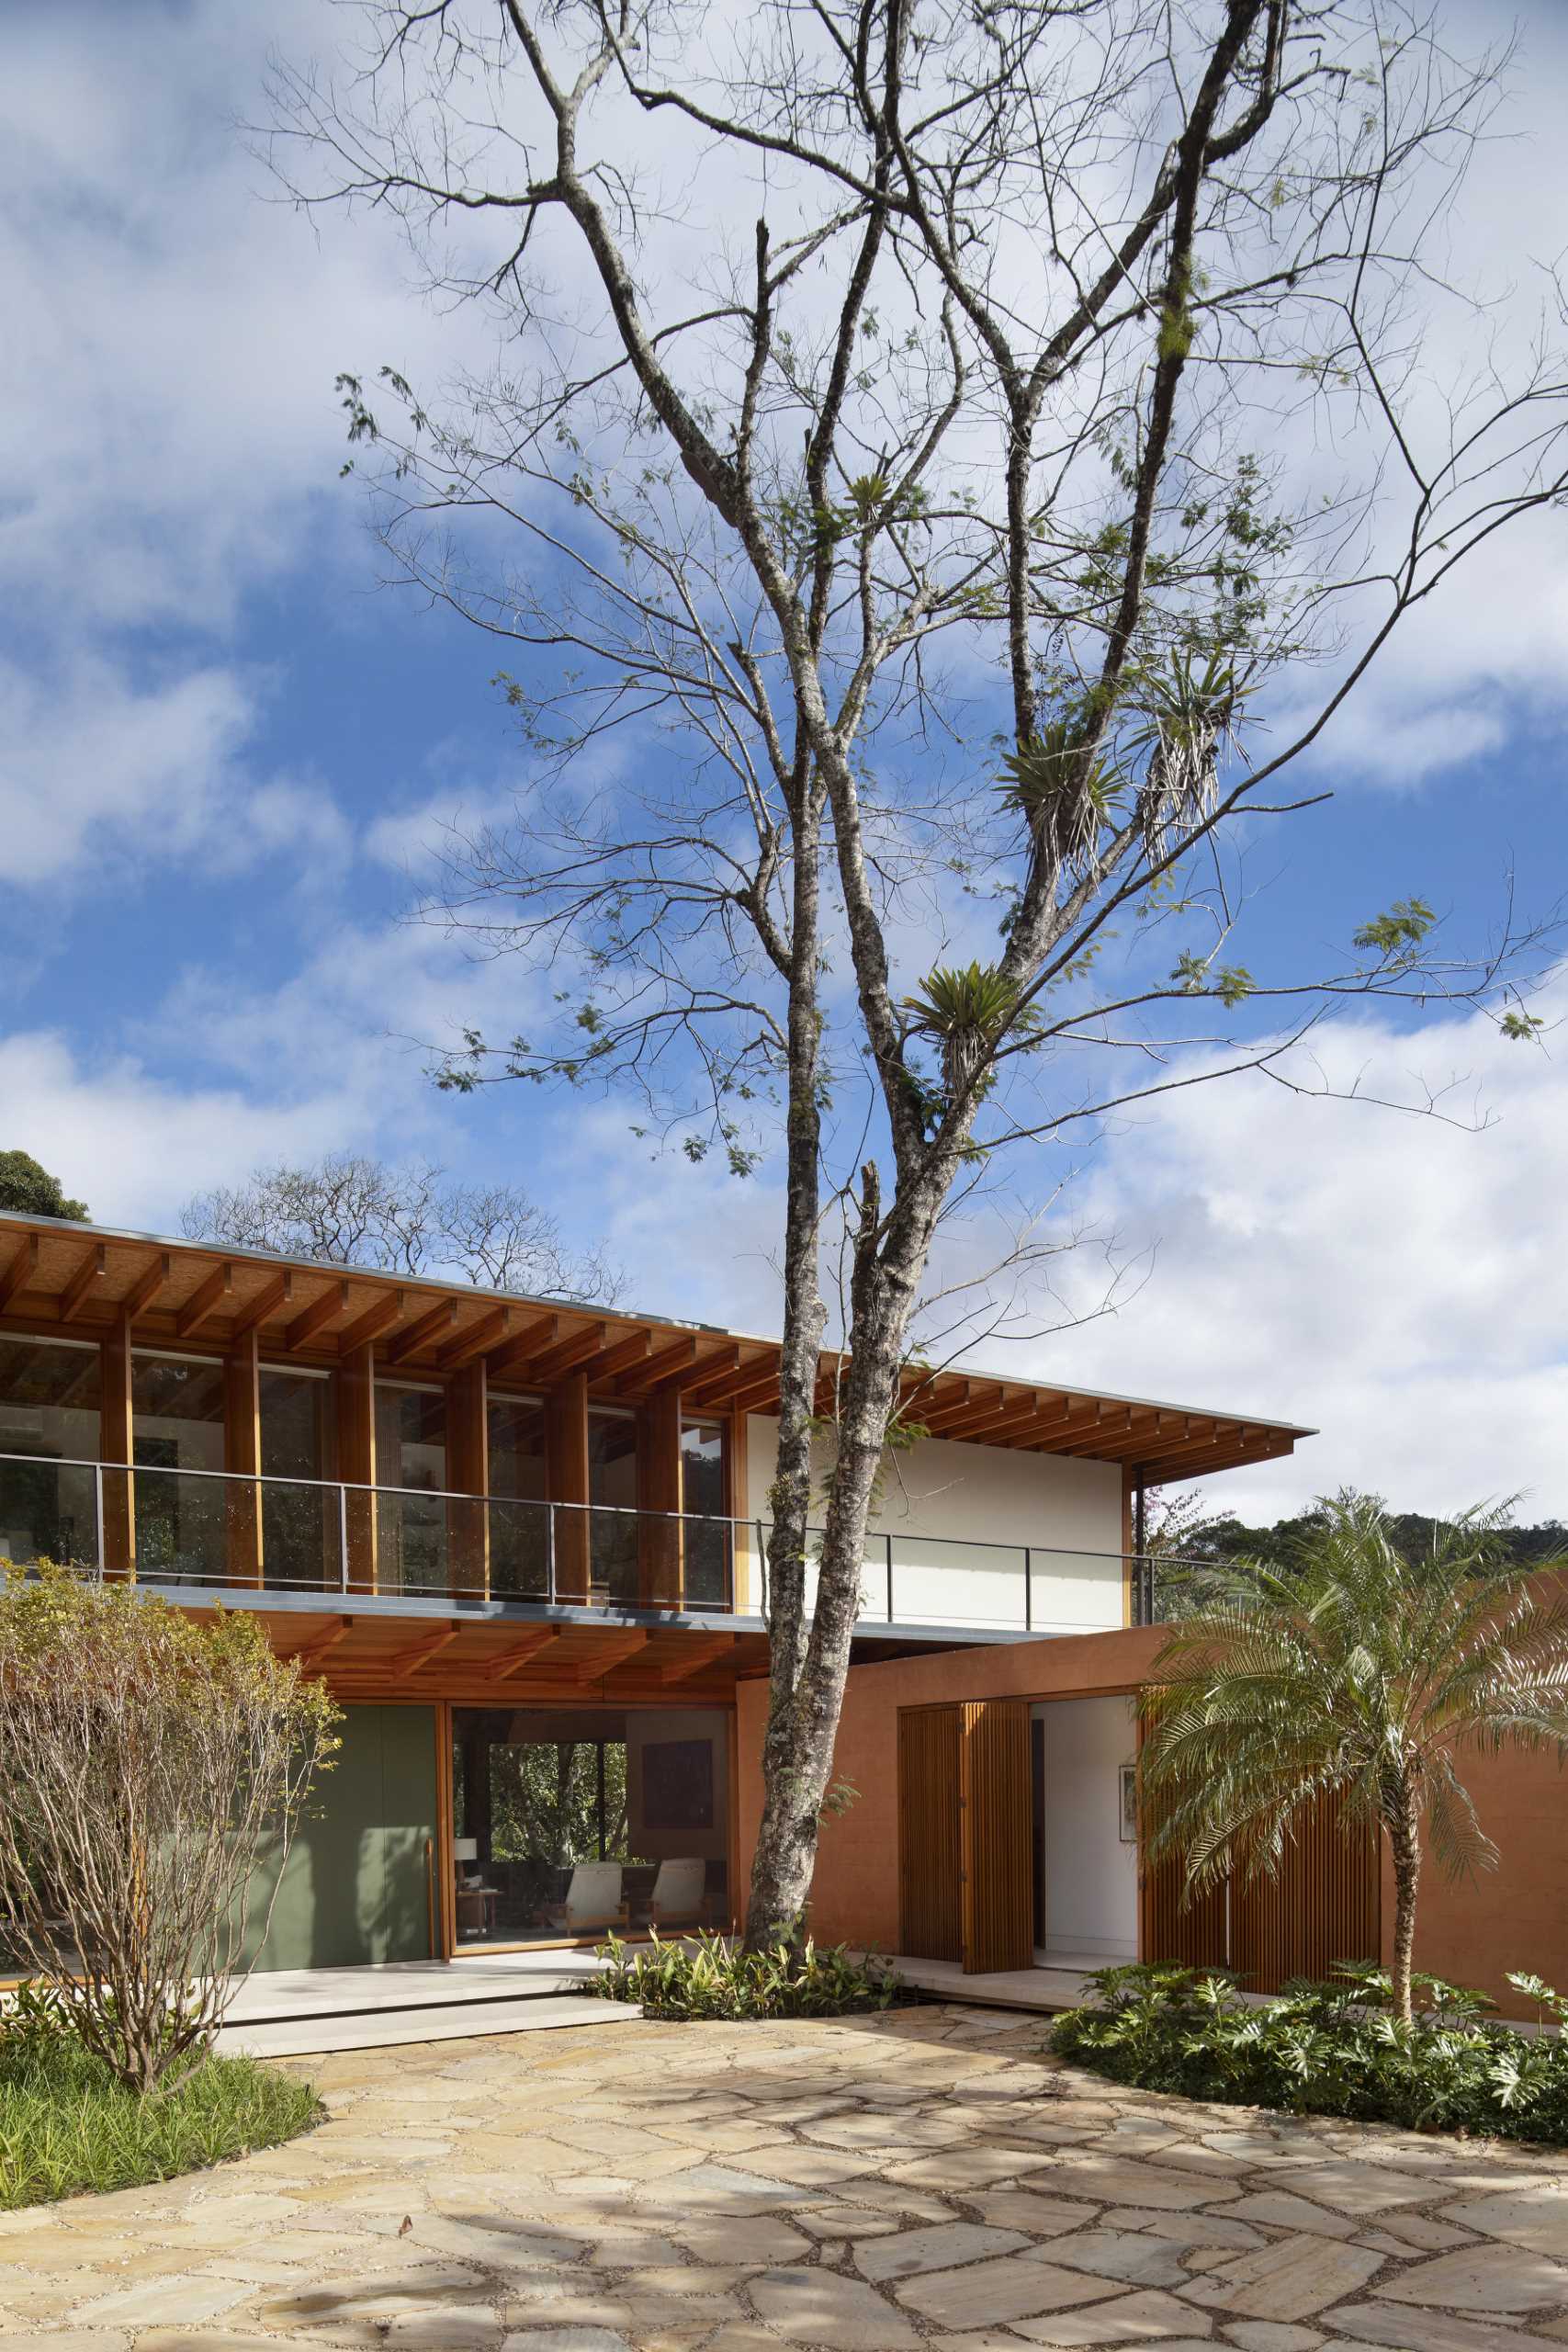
[0,1452,1155,1629]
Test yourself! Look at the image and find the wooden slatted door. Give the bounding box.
[960,1699,1034,1974]
[1232,1794,1382,1993]
[1140,1846,1229,1970]
[1141,1792,1381,1987]
[897,1706,963,1962]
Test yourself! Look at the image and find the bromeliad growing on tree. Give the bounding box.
[267,1,1568,1945]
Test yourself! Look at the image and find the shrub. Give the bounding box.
[1053,1962,1568,2143]
[0,1989,320,2209]
[589,1928,900,2021]
[0,1566,340,2090]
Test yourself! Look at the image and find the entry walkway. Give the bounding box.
[218,1948,619,2059]
[8,2005,1564,2346]
[889,1953,1105,2013]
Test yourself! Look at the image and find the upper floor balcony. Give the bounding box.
[0,1451,1164,1634]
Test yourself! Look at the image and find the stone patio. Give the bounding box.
[1,2003,1565,2350]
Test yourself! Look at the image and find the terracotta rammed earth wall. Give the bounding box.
[735,1623,1568,2020]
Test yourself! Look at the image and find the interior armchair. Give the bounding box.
[638,1856,707,1932]
[545,1861,627,1937]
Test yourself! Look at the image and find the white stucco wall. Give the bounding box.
[743,1414,1124,1633]
[1035,1695,1140,1962]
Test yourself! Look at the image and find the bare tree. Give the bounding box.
[182,1151,625,1303]
[265,0,1568,1940]
[0,1567,339,2091]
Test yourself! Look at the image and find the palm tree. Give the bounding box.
[1139,1493,1568,2026]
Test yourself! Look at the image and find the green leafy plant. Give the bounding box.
[0,1996,320,2209]
[587,1928,900,2021]
[1053,1962,1568,2144]
[1138,1492,1568,2025]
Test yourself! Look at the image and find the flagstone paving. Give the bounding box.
[2,2004,1567,2349]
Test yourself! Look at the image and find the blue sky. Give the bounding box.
[5,0,1568,1521]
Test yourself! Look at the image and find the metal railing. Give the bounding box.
[0,1452,1152,1632]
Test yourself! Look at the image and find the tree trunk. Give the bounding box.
[745,780,828,1945]
[743,1151,955,1945]
[1387,1791,1421,2030]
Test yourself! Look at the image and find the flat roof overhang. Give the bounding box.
[106,1581,1029,1702]
[0,1208,1314,1485]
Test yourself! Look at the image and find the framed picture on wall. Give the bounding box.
[643,1738,715,1832]
[1119,1763,1138,1844]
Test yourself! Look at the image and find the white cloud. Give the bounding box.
[0,657,257,885]
[1038,978,1568,1522]
[0,1032,355,1234]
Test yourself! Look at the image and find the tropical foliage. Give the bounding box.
[1139,1495,1568,2025]
[0,1982,319,2209]
[0,1568,340,2090]
[589,1928,899,2021]
[1054,1962,1568,2145]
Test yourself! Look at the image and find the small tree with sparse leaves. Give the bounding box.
[0,1569,340,2091]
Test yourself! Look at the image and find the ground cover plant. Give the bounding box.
[0,1984,319,2210]
[1055,1962,1568,2144]
[590,1928,899,2021]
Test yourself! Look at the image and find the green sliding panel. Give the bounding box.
[241,1703,438,1972]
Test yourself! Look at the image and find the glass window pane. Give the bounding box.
[131,1353,225,1581]
[488,1396,547,1500]
[259,1369,332,1591]
[681,1422,726,1517]
[0,1337,101,1566]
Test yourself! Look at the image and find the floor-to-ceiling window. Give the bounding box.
[132,1352,226,1581]
[259,1364,333,1589]
[374,1381,446,1593]
[588,1408,638,1600]
[449,1704,729,1948]
[681,1419,730,1608]
[0,1336,101,1566]
[488,1393,548,1600]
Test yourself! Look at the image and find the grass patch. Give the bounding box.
[0,2034,321,2210]
[1053,1962,1568,2144]
[589,1928,901,2020]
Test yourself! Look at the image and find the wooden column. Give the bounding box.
[547,1370,591,1602]
[446,1360,490,1600]
[99,1310,135,1579]
[728,1408,749,1613]
[637,1385,682,1607]
[339,1339,378,1593]
[224,1326,264,1588]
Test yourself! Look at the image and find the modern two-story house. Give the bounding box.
[0,1206,1314,1984]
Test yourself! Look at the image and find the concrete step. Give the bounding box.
[217,1994,637,2060]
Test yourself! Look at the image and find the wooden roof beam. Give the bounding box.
[660,1634,739,1684]
[293,1617,352,1674]
[436,1305,511,1373]
[485,1627,566,1681]
[285,1278,353,1353]
[229,1267,290,1340]
[922,1385,1010,1439]
[997,1402,1111,1451]
[124,1250,174,1324]
[577,1328,653,1385]
[484,1312,562,1382]
[718,1369,785,1418]
[649,1341,737,1397]
[175,1261,233,1340]
[572,1629,652,1682]
[529,1322,610,1385]
[384,1296,457,1366]
[0,1232,39,1314]
[57,1242,107,1325]
[386,1624,461,1678]
[337,1289,406,1356]
[685,1351,779,1410]
[614,1334,698,1396]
